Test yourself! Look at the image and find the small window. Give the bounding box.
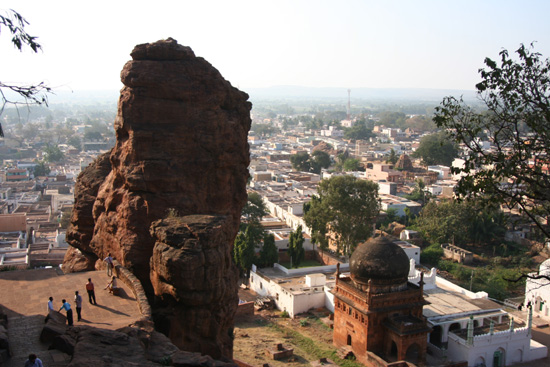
[276,293,279,300]
[260,283,263,289]
[348,307,352,316]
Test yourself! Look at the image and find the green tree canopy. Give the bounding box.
[242,192,268,223]
[413,199,507,247]
[259,233,278,268]
[43,144,64,162]
[304,175,380,256]
[310,150,331,174]
[287,225,305,268]
[233,227,256,277]
[290,151,311,172]
[412,131,459,166]
[433,44,550,239]
[342,158,361,172]
[344,119,374,141]
[33,160,50,176]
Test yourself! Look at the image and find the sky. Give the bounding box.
[1,0,550,94]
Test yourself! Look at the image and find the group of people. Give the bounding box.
[47,278,96,326]
[33,254,118,364]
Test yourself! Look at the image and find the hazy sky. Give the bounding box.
[1,0,549,93]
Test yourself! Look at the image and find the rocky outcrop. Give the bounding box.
[150,215,239,359]
[64,151,112,272]
[51,323,237,367]
[65,38,251,360]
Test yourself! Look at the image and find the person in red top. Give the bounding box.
[86,278,96,305]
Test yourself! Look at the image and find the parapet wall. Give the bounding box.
[113,260,152,321]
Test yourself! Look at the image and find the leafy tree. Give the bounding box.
[242,192,268,223]
[287,225,305,268]
[0,9,51,135]
[310,150,331,174]
[303,196,330,250]
[43,144,64,162]
[405,178,431,205]
[84,130,103,141]
[290,151,311,172]
[33,160,50,176]
[344,119,374,141]
[412,131,459,166]
[259,233,278,267]
[378,111,407,129]
[233,228,256,277]
[386,149,398,165]
[414,199,507,247]
[67,136,82,151]
[342,158,360,172]
[433,44,550,240]
[303,175,380,256]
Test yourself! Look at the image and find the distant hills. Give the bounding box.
[245,85,478,104]
[41,86,478,106]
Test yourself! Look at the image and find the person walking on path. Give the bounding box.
[74,291,83,321]
[104,253,114,276]
[59,299,73,326]
[86,278,97,305]
[24,353,43,367]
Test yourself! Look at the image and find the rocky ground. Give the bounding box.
[233,307,360,367]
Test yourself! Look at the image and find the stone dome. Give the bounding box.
[350,236,410,289]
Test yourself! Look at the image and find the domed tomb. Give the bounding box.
[350,236,410,292]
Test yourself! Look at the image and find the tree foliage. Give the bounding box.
[303,175,380,256]
[287,225,305,268]
[344,119,374,141]
[290,151,331,174]
[242,192,268,223]
[233,228,256,276]
[290,151,311,172]
[43,144,64,162]
[33,160,50,176]
[0,9,51,135]
[414,199,507,247]
[412,131,458,166]
[433,44,550,239]
[259,233,278,267]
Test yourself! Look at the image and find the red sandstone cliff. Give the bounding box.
[64,38,251,360]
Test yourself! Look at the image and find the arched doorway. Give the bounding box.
[474,356,485,367]
[493,348,506,367]
[347,334,352,346]
[429,325,443,346]
[405,343,420,364]
[388,341,398,362]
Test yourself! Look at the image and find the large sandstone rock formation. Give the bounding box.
[65,38,251,360]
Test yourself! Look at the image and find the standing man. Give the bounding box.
[24,353,43,367]
[104,252,114,276]
[45,296,54,322]
[74,291,83,321]
[86,278,97,305]
[59,299,73,326]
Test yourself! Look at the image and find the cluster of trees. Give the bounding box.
[412,199,506,247]
[412,131,459,166]
[233,193,278,276]
[290,150,331,174]
[343,118,375,141]
[434,44,550,241]
[304,175,379,256]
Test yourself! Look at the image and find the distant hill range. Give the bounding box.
[43,86,478,106]
[245,85,478,103]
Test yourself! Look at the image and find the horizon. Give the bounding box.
[1,1,549,94]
